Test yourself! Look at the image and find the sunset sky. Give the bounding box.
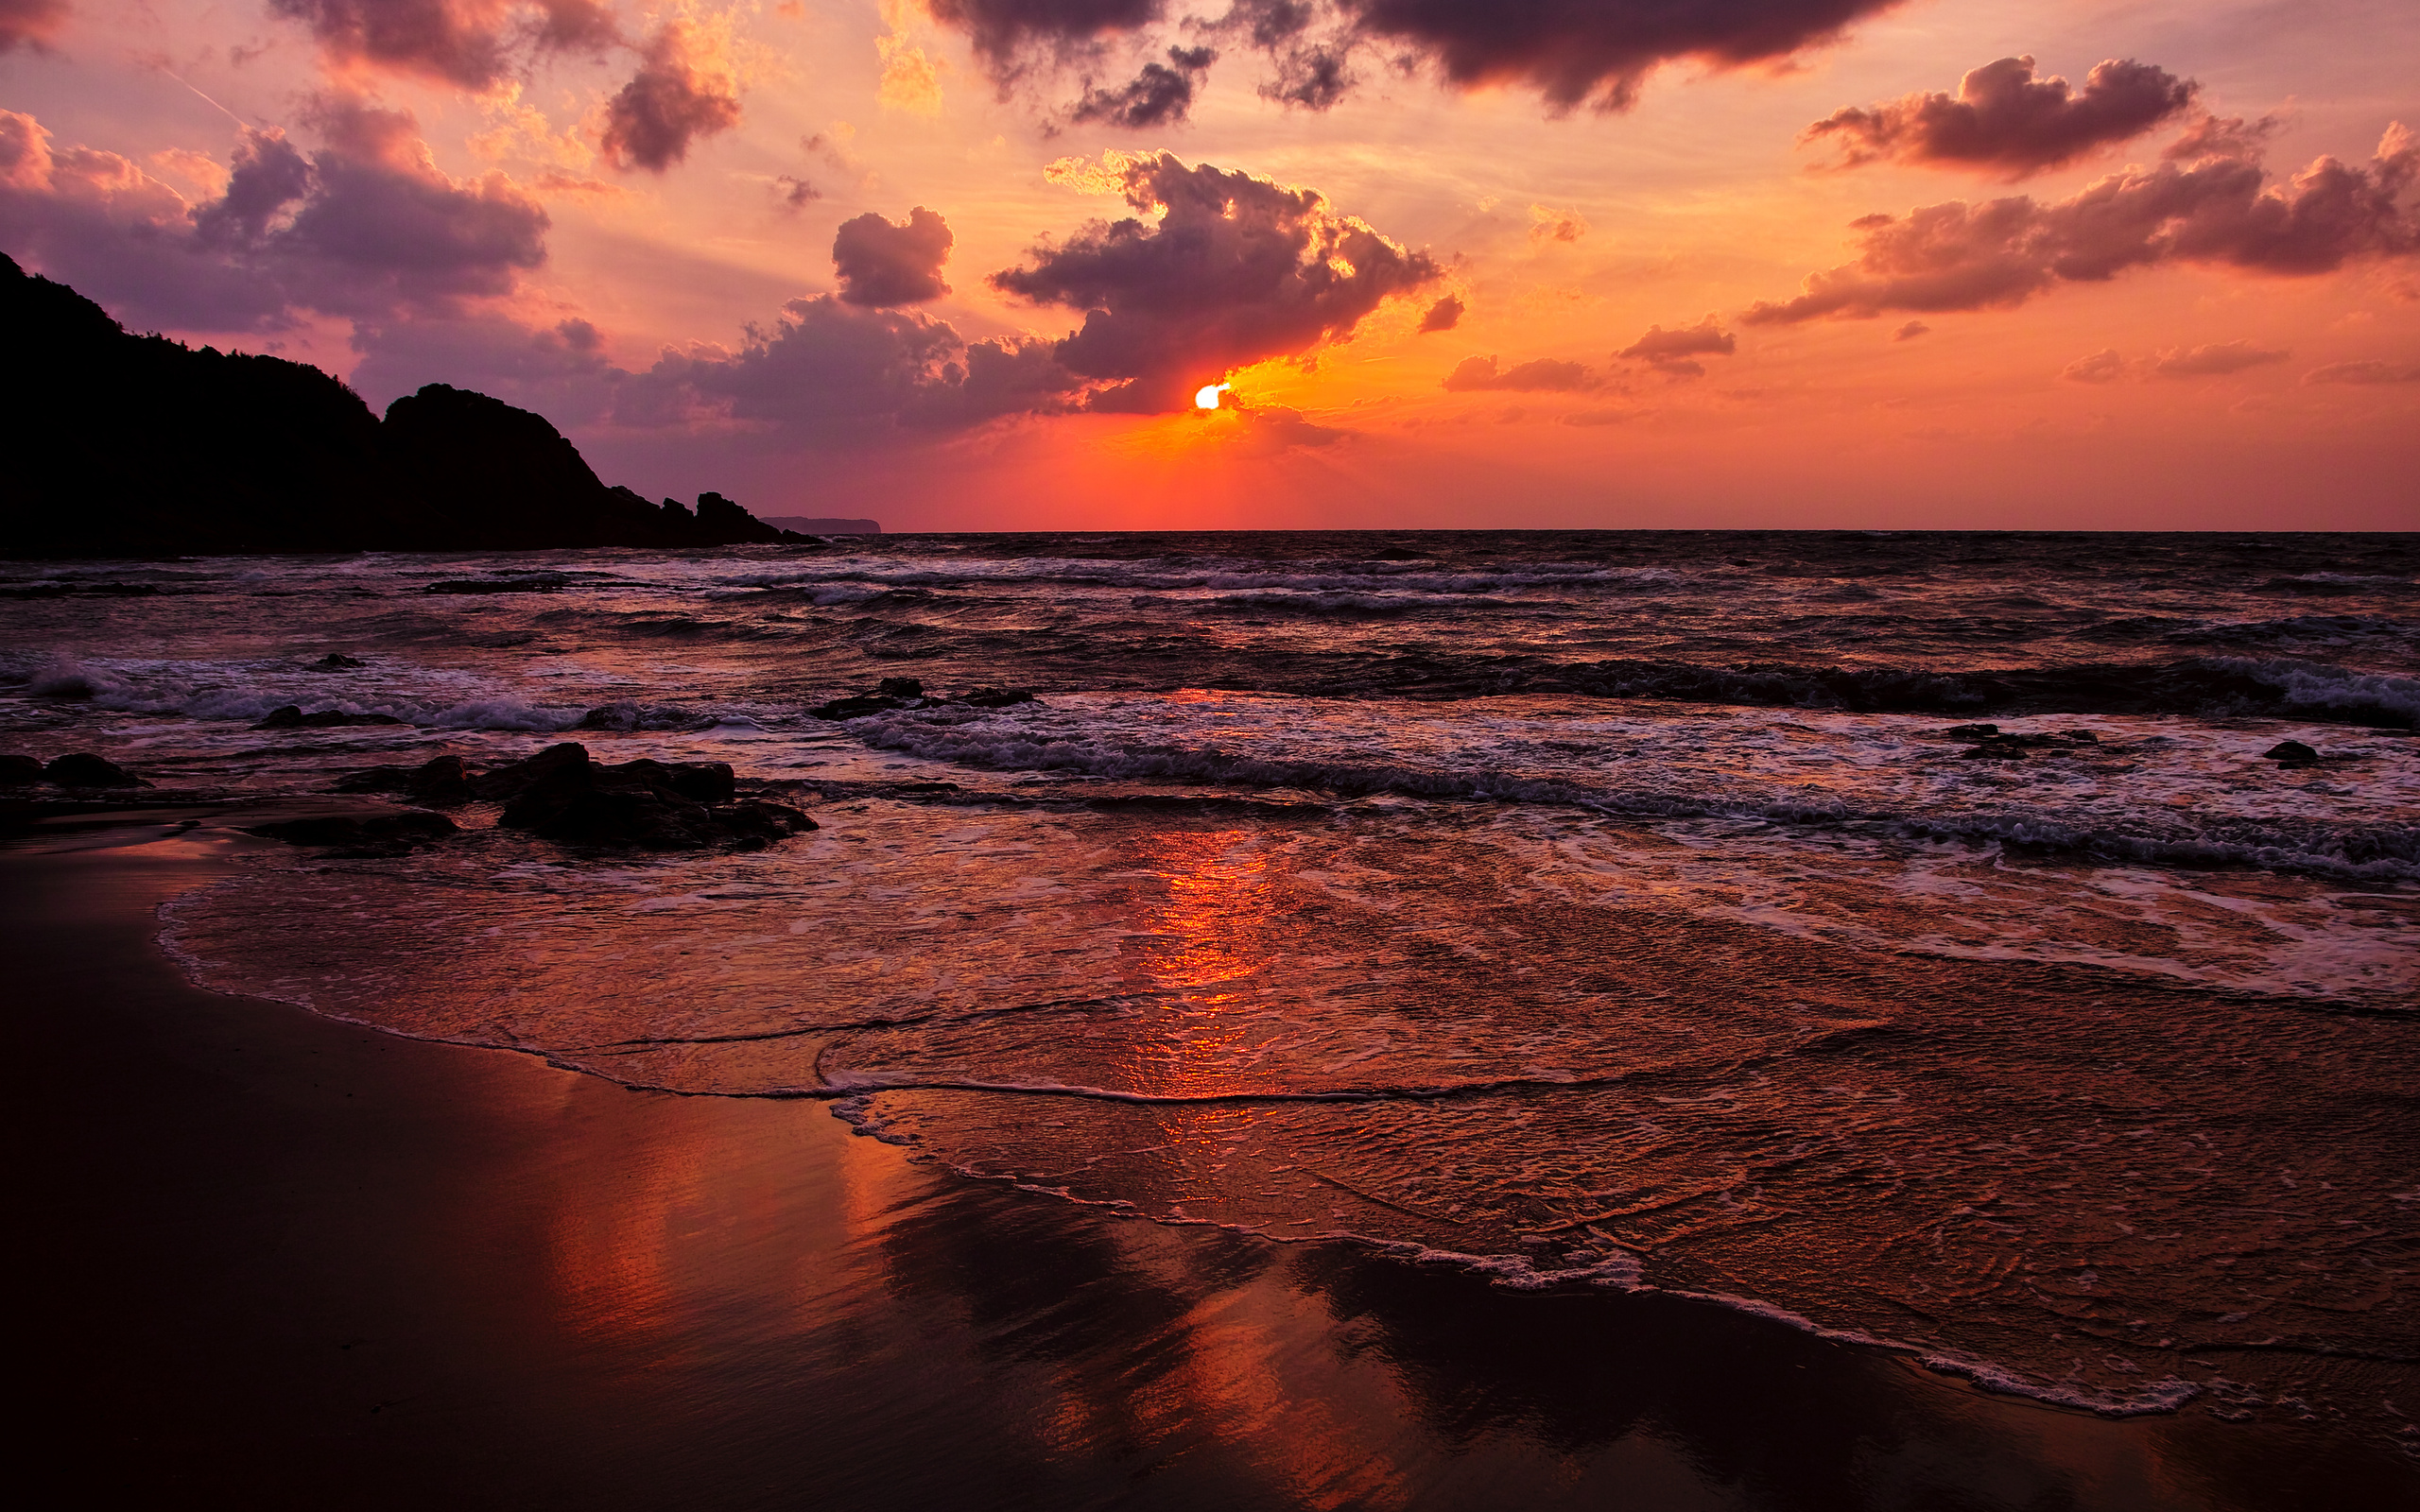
[5,0,2416,530]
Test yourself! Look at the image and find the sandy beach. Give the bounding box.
[9,807,2410,1509]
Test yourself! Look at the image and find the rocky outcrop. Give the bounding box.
[252,706,409,730]
[0,254,814,559]
[244,810,458,856]
[2263,740,2320,765]
[333,754,475,806]
[809,678,1041,719]
[42,752,151,787]
[476,743,813,850]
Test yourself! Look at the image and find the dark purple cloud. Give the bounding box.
[1,110,293,331]
[1803,57,2197,179]
[600,24,741,173]
[1070,45,1216,128]
[1,0,69,54]
[1441,354,1594,391]
[1616,316,1735,376]
[990,151,1439,411]
[614,295,1085,438]
[1338,0,1902,112]
[933,0,1903,113]
[833,206,954,307]
[1,101,547,333]
[1417,292,1462,332]
[267,0,615,89]
[2163,112,2277,165]
[1744,123,2420,325]
[928,0,1165,68]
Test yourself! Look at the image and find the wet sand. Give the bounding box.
[9,813,2413,1509]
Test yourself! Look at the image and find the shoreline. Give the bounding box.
[10,812,2414,1507]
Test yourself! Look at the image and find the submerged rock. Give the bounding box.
[43,752,150,787]
[810,678,1042,719]
[252,705,408,730]
[960,687,1039,709]
[422,577,567,595]
[244,809,456,856]
[1950,727,2100,760]
[2263,740,2320,764]
[333,753,474,805]
[306,653,365,670]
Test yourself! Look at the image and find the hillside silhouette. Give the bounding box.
[0,254,803,558]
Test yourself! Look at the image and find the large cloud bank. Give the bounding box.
[1746,122,2420,324]
[930,0,1909,115]
[1803,56,2198,179]
[990,150,1439,411]
[0,101,547,334]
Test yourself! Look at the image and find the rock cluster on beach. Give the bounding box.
[332,743,813,851]
[1941,724,2102,761]
[0,751,153,787]
[809,678,1039,719]
[480,743,815,850]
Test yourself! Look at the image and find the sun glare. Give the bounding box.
[1194,383,1228,410]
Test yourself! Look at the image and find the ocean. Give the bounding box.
[5,529,2415,1444]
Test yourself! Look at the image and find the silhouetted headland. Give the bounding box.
[0,254,812,558]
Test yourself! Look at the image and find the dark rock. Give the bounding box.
[2263,740,2320,764]
[614,758,735,805]
[0,753,46,784]
[811,694,911,720]
[708,799,818,850]
[959,687,1039,709]
[469,742,594,801]
[811,679,1040,719]
[575,702,701,731]
[1949,727,2100,757]
[423,577,565,594]
[43,752,150,787]
[244,810,456,853]
[333,754,473,805]
[1371,547,1427,561]
[307,653,366,670]
[252,705,408,730]
[480,742,794,849]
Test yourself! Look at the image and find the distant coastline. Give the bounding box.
[760,517,881,535]
[0,255,829,559]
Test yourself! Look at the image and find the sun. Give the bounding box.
[1194,382,1230,410]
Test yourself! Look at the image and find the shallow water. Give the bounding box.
[6,529,2415,1445]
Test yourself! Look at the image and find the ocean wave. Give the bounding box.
[65,678,591,733]
[1131,590,1532,617]
[842,707,2420,882]
[720,558,1708,598]
[1509,655,2420,726]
